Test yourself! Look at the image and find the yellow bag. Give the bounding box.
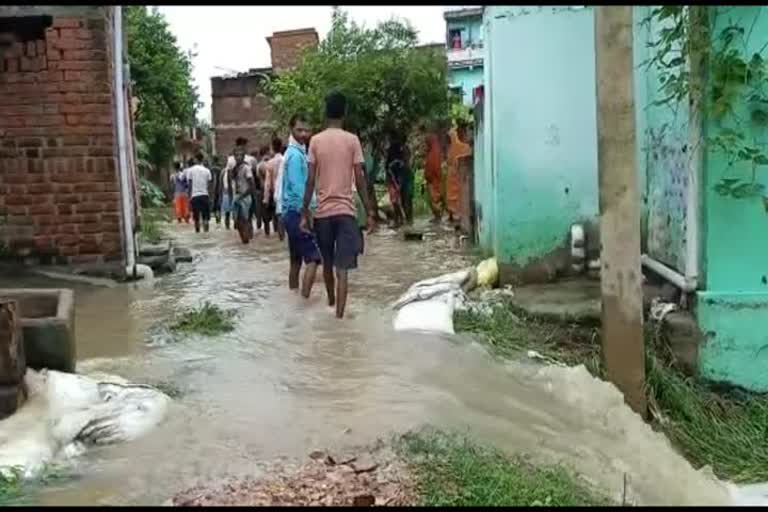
[476,257,499,288]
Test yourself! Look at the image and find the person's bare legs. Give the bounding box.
[335,269,348,319]
[301,262,319,298]
[323,264,336,307]
[289,261,301,290]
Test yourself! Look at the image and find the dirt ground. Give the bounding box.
[170,442,417,507]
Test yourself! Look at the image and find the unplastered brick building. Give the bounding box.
[211,28,318,156]
[0,6,137,266]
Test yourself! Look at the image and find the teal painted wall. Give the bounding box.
[448,67,483,107]
[696,6,768,391]
[483,6,598,267]
[474,105,492,251]
[635,7,692,274]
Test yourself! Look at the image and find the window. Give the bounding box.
[448,28,463,49]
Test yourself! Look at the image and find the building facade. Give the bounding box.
[444,6,484,106]
[0,5,138,267]
[210,28,318,156]
[474,5,768,392]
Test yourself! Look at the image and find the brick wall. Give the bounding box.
[211,74,275,156]
[210,28,318,158]
[267,28,318,74]
[0,11,124,264]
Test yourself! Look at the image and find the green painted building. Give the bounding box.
[475,5,768,391]
[444,6,484,106]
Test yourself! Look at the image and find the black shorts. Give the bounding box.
[314,214,362,271]
[190,195,211,222]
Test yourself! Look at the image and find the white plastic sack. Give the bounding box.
[393,293,456,334]
[0,369,170,477]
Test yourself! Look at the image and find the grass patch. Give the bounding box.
[170,302,237,336]
[139,207,171,244]
[398,428,610,506]
[0,463,76,505]
[454,304,603,377]
[455,298,768,484]
[645,349,768,483]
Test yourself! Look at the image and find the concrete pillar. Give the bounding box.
[594,6,646,416]
[0,300,26,419]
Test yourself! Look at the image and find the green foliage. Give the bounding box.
[170,302,237,336]
[125,6,201,172]
[642,6,768,204]
[450,102,474,130]
[138,207,169,244]
[0,463,75,505]
[139,176,166,208]
[646,351,768,483]
[398,428,610,506]
[268,8,449,156]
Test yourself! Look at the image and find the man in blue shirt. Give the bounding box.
[282,113,321,295]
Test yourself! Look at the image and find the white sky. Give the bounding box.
[159,5,447,122]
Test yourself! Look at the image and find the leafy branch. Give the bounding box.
[643,6,768,205]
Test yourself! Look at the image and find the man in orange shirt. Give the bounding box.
[301,91,376,319]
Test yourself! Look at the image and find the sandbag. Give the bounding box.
[393,294,456,334]
[0,369,170,478]
[476,257,499,288]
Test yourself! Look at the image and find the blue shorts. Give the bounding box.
[314,214,362,271]
[283,210,321,265]
[221,193,234,214]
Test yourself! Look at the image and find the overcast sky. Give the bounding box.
[159,5,447,122]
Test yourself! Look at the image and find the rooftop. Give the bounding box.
[211,67,273,82]
[266,27,319,45]
[443,6,484,20]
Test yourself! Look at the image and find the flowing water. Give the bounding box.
[0,222,738,506]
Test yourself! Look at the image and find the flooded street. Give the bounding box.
[1,222,733,506]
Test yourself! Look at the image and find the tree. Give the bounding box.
[125,6,201,174]
[268,8,449,162]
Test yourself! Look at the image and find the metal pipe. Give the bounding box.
[113,6,137,278]
[641,254,697,292]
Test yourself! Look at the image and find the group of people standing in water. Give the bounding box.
[168,89,473,319]
[170,91,376,319]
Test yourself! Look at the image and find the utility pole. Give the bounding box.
[594,6,646,417]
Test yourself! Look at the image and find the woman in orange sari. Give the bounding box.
[424,132,443,223]
[445,125,472,225]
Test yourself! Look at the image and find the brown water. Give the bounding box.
[1,221,734,506]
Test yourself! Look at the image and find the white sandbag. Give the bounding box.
[0,369,170,478]
[392,282,462,311]
[409,269,471,290]
[393,293,456,334]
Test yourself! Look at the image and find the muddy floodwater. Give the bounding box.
[0,222,734,506]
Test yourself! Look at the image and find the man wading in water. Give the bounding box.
[282,113,321,293]
[222,138,256,230]
[231,146,256,244]
[301,91,376,319]
[185,152,213,233]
